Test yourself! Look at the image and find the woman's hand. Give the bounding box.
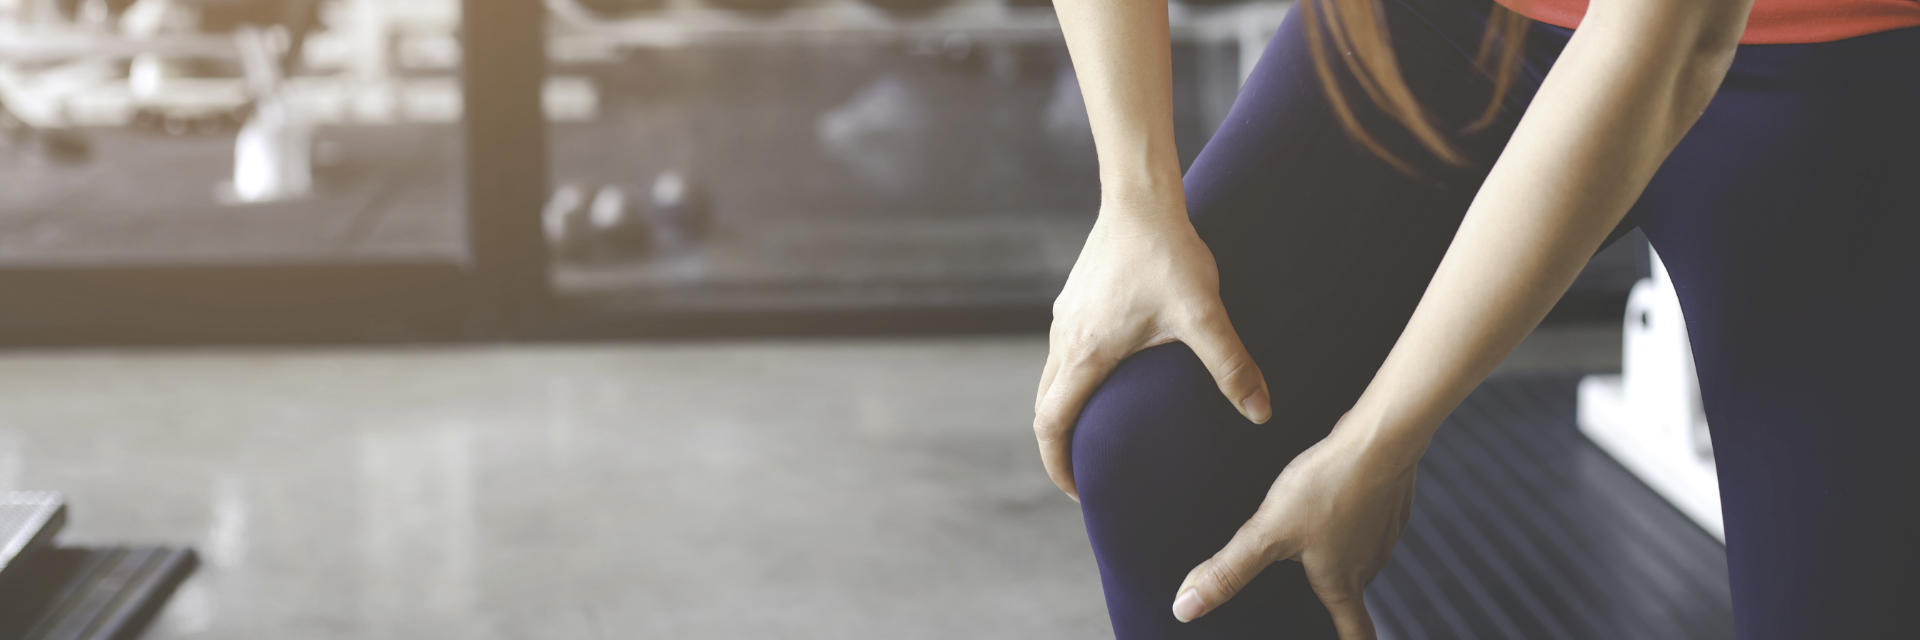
[1033,197,1272,501]
[1170,419,1418,639]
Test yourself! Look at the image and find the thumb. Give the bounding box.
[1172,517,1296,623]
[1179,303,1270,424]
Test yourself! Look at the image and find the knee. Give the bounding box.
[1070,345,1340,636]
[1071,344,1288,554]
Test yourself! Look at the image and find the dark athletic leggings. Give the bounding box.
[1070,0,1920,637]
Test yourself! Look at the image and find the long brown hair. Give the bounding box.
[1300,0,1531,175]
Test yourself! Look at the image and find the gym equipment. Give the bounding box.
[227,100,312,202]
[195,0,324,37]
[544,182,653,262]
[644,169,710,252]
[816,73,935,194]
[1578,249,1723,539]
[857,0,955,18]
[2,99,92,164]
[131,107,245,137]
[544,182,596,261]
[587,183,651,257]
[535,0,1291,47]
[700,0,800,16]
[51,0,143,22]
[0,492,197,640]
[577,0,667,17]
[220,23,314,203]
[0,492,63,572]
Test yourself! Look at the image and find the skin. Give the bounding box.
[1033,0,1755,636]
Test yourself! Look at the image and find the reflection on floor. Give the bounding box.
[0,329,1729,639]
[0,338,1105,639]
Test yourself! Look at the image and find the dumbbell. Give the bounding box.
[545,172,713,262]
[544,183,653,262]
[645,169,712,253]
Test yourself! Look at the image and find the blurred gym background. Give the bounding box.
[0,0,1722,638]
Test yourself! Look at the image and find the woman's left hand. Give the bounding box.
[1169,417,1419,639]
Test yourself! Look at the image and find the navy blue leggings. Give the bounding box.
[1069,0,1920,637]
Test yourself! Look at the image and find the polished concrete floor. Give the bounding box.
[0,329,1617,639]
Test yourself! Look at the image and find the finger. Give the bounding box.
[1172,516,1300,623]
[1035,348,1061,414]
[1179,302,1270,424]
[1032,351,1119,501]
[1315,587,1378,640]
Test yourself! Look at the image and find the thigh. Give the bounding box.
[1633,27,1920,640]
[1069,0,1566,637]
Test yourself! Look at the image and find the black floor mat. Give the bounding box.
[1370,373,1732,640]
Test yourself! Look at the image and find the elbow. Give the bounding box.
[1584,0,1749,135]
[1682,10,1743,97]
[1689,0,1753,56]
[1636,15,1744,145]
[1669,33,1738,134]
[1672,1,1748,121]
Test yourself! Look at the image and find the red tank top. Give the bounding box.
[1495,0,1920,43]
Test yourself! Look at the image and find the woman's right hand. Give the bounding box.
[1034,194,1273,501]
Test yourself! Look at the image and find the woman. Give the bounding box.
[1030,0,1920,636]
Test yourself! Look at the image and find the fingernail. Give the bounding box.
[1172,589,1206,622]
[1240,391,1271,425]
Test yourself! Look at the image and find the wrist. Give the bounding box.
[1098,167,1185,213]
[1327,405,1434,473]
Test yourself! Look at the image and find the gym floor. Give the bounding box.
[0,328,1631,639]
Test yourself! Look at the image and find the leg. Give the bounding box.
[1069,0,1572,636]
[1631,26,1920,639]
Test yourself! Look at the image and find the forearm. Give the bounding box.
[1052,0,1183,210]
[1339,0,1751,463]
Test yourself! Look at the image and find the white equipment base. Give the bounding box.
[1576,251,1725,542]
[1578,374,1723,540]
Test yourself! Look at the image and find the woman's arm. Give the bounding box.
[1051,0,1183,201]
[1033,0,1272,500]
[1172,0,1754,634]
[1341,0,1751,464]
